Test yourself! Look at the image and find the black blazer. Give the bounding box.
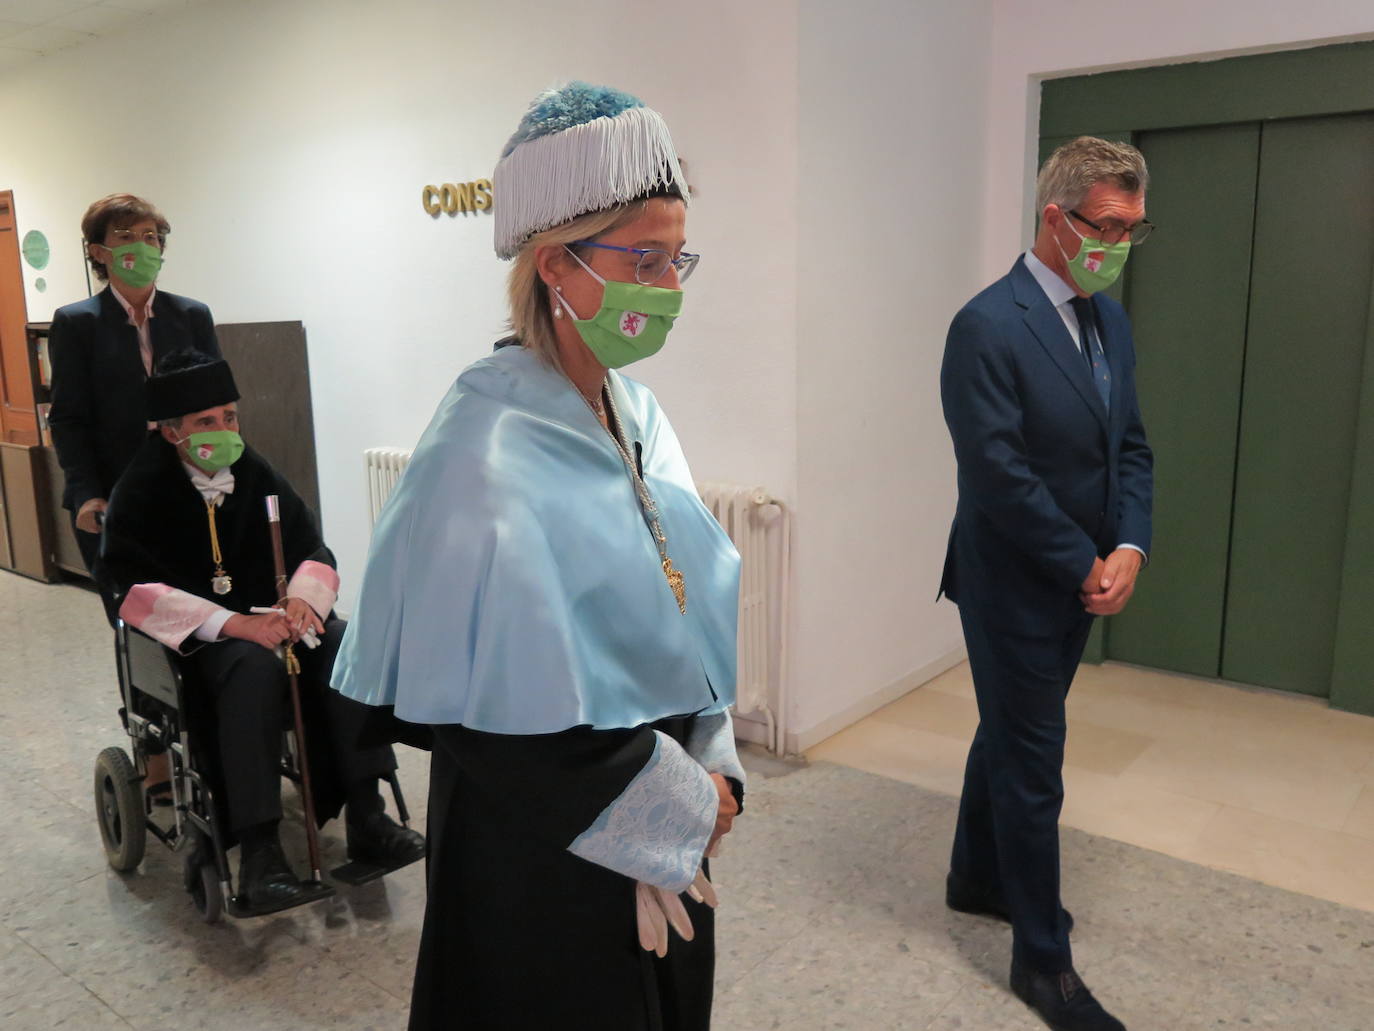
[47,286,219,512]
[939,256,1153,635]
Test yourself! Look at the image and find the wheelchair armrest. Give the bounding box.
[118,620,187,711]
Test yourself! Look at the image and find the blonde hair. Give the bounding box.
[507,201,657,369]
[1036,136,1149,213]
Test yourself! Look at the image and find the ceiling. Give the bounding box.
[0,0,211,73]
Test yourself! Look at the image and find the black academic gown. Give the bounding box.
[412,715,719,1031]
[101,436,388,826]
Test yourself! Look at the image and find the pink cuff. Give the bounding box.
[287,560,339,619]
[120,583,225,652]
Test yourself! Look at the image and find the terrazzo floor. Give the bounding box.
[3,572,1373,1029]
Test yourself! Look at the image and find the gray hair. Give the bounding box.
[1036,136,1149,213]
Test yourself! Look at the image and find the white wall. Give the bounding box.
[13,0,1368,752]
[983,0,1374,278]
[1,0,993,753]
[0,0,801,615]
[790,0,989,745]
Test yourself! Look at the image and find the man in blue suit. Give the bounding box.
[939,137,1154,1031]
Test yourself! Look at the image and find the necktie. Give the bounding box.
[1069,295,1111,412]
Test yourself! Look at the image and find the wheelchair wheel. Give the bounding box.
[190,859,224,924]
[94,747,147,872]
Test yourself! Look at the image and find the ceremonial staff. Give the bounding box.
[265,494,324,883]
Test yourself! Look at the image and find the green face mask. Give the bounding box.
[105,240,163,289]
[1056,214,1130,294]
[559,248,683,369]
[179,430,244,473]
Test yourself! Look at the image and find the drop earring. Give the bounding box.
[553,285,564,319]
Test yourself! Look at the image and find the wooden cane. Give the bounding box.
[265,494,324,883]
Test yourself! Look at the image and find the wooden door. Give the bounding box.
[0,192,37,444]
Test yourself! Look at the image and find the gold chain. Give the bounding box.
[205,500,232,594]
[205,500,224,569]
[581,381,686,614]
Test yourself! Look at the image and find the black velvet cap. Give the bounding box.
[146,358,240,420]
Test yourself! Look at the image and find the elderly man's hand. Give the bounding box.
[222,611,293,650]
[1080,548,1143,616]
[278,596,324,644]
[76,498,107,533]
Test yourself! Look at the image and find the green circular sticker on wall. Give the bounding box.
[35,278,47,292]
[22,230,50,270]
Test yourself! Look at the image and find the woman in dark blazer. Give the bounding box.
[47,193,220,571]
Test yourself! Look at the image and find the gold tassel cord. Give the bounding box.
[205,500,233,595]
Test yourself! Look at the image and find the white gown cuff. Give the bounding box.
[193,607,234,642]
[568,731,716,892]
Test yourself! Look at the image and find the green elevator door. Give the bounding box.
[1220,113,1374,695]
[1106,123,1260,676]
[1104,113,1374,698]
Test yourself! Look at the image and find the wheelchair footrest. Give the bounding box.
[329,853,421,887]
[226,879,336,918]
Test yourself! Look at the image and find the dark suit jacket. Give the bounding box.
[47,286,219,512]
[939,256,1153,635]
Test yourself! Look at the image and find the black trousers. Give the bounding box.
[949,604,1095,974]
[190,617,396,833]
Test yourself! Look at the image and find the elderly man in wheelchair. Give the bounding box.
[94,350,424,917]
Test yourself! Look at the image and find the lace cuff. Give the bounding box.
[568,731,715,892]
[686,709,746,789]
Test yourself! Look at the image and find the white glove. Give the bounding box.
[686,866,719,908]
[635,869,718,958]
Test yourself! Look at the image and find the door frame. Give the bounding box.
[1039,40,1374,715]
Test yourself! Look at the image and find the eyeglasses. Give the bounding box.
[1067,209,1154,246]
[571,241,699,284]
[105,228,165,248]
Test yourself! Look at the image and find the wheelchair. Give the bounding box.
[93,618,414,923]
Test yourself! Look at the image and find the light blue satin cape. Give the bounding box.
[331,344,740,734]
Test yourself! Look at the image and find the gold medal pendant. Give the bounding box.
[663,558,687,614]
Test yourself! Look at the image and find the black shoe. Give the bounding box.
[1010,962,1125,1031]
[946,873,1074,933]
[238,837,307,910]
[346,811,426,867]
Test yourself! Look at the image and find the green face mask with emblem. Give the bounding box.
[558,249,683,369]
[105,240,163,289]
[1056,213,1130,294]
[179,430,244,473]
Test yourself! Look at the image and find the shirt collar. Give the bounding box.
[109,283,157,323]
[1023,250,1077,310]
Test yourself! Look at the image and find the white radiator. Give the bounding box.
[695,482,790,756]
[362,449,791,754]
[364,447,412,527]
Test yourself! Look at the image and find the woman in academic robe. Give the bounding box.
[331,83,744,1031]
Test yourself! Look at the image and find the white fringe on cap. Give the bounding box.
[493,105,689,260]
